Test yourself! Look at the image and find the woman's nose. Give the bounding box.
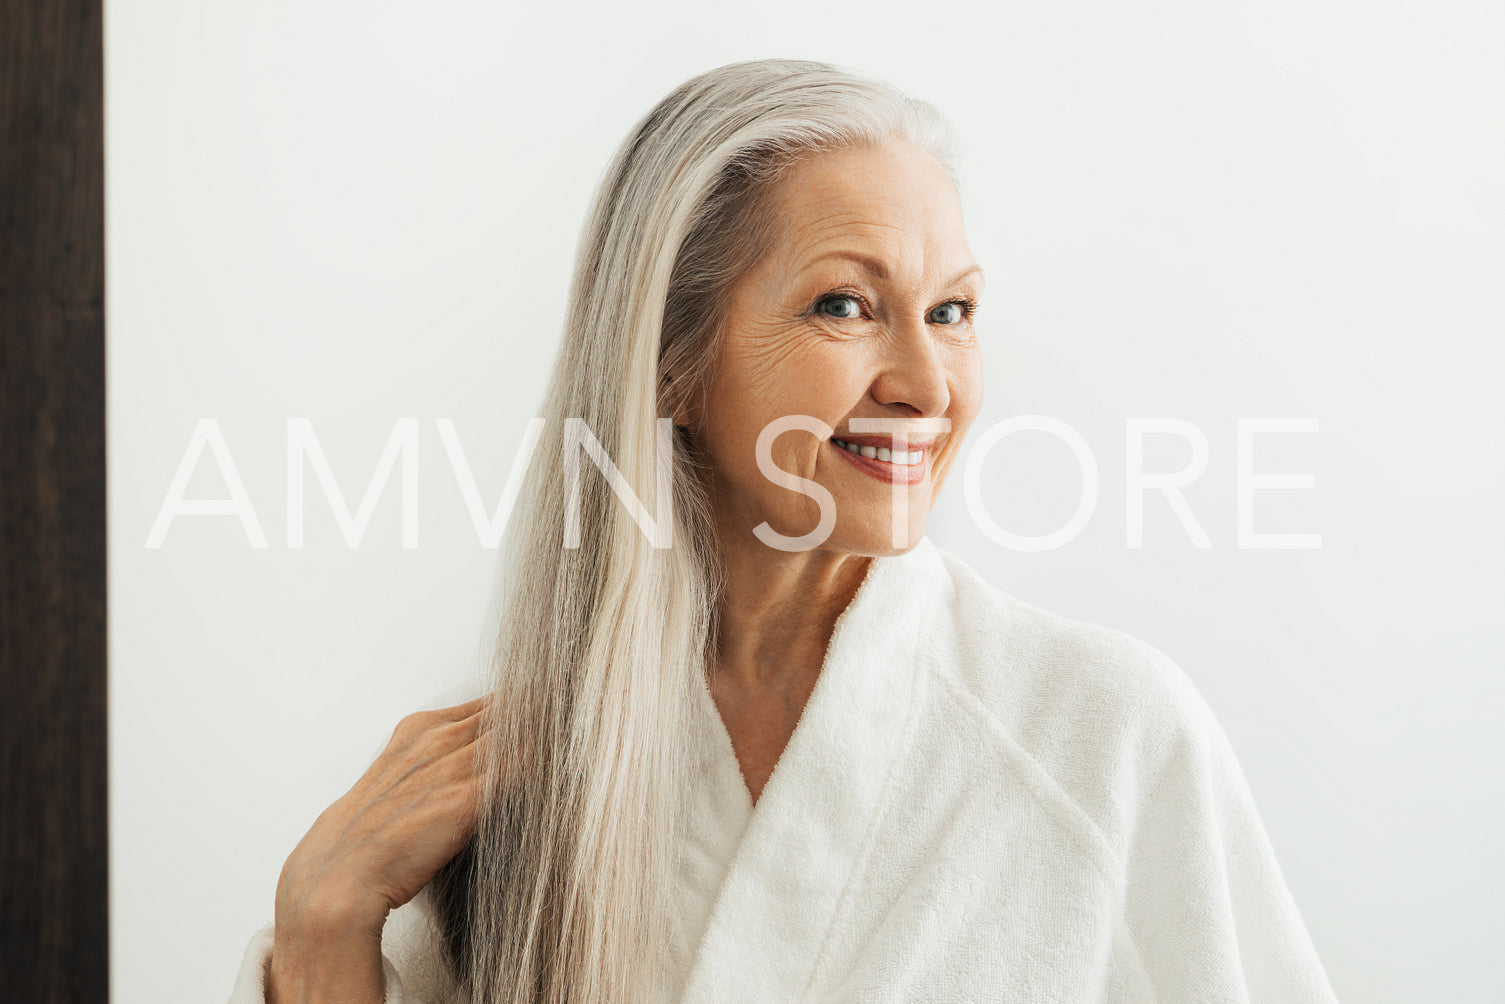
[868,316,951,417]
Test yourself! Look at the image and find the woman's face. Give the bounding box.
[695,141,985,557]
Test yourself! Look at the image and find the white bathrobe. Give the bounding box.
[231,536,1339,1002]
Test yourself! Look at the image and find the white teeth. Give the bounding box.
[831,438,925,466]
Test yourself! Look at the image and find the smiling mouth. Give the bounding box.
[830,437,925,466]
[828,436,932,487]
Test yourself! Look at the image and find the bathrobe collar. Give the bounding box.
[680,536,941,999]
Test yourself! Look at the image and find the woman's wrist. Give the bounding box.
[274,868,387,938]
[267,921,386,1004]
[270,873,389,1003]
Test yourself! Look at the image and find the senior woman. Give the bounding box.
[232,59,1338,1003]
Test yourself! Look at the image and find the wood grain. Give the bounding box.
[1,0,109,998]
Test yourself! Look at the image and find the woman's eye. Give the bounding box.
[819,295,863,319]
[928,301,967,324]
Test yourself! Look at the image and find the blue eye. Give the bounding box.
[818,294,863,319]
[929,301,971,324]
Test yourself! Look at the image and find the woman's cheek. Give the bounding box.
[927,348,983,495]
[949,343,985,427]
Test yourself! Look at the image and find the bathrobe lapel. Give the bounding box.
[679,539,938,1001]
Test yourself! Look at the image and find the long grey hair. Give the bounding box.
[427,57,960,1002]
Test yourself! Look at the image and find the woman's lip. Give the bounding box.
[828,437,928,486]
[829,433,937,450]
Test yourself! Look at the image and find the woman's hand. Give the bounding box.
[268,694,493,1002]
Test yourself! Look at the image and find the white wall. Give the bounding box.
[107,1,1502,1000]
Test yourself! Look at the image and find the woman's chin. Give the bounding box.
[829,520,930,558]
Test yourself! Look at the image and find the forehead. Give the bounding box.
[761,143,970,274]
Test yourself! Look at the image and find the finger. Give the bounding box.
[437,693,493,720]
[431,714,489,754]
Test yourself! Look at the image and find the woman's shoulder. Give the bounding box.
[916,537,1209,730]
[913,538,1230,850]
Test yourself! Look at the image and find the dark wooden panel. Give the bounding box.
[1,0,109,999]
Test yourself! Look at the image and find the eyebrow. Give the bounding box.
[800,249,986,290]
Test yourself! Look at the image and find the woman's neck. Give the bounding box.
[707,528,873,804]
[710,528,872,693]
